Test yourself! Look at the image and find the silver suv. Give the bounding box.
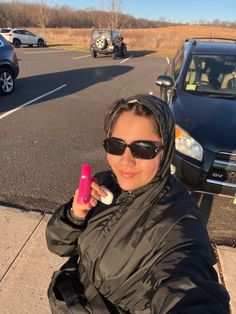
[1,28,46,48]
[0,34,19,95]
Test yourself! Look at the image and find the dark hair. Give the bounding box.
[104,98,161,137]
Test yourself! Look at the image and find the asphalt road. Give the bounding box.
[0,47,235,245]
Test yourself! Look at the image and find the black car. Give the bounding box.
[90,29,127,59]
[155,38,236,197]
[0,34,19,95]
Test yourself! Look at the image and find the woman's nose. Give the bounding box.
[120,147,136,166]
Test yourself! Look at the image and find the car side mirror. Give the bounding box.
[155,75,174,88]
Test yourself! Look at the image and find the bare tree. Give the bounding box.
[98,0,130,29]
[0,1,180,29]
[24,0,51,35]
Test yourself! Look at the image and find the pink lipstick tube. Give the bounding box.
[77,164,93,204]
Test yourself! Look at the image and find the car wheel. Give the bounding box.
[13,39,21,48]
[95,36,107,49]
[112,49,118,60]
[121,45,127,57]
[0,67,15,95]
[37,39,44,47]
[91,51,97,58]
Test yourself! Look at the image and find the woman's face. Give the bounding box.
[107,111,162,191]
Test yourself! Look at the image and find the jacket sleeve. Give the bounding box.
[147,217,230,314]
[45,198,87,257]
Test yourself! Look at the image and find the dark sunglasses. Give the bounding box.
[103,137,163,159]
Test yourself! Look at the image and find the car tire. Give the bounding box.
[95,36,107,50]
[0,67,15,95]
[112,49,118,60]
[13,39,21,48]
[91,51,97,58]
[121,45,127,57]
[37,39,44,47]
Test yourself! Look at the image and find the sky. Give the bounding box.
[41,0,236,24]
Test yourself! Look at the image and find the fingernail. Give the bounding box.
[100,187,106,196]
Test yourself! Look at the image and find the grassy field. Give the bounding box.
[31,25,236,58]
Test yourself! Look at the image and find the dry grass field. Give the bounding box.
[31,25,236,57]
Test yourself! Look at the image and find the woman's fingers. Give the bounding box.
[89,196,98,207]
[71,189,92,218]
[74,181,107,203]
[90,181,107,200]
[71,182,107,219]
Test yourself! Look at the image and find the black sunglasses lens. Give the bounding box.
[131,142,159,159]
[103,138,125,155]
[103,138,161,159]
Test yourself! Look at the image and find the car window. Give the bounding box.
[173,47,184,80]
[92,30,111,39]
[13,30,21,34]
[25,31,34,36]
[183,54,236,96]
[112,31,119,38]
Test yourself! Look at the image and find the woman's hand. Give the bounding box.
[71,181,108,219]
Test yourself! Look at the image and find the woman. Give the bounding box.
[46,94,230,313]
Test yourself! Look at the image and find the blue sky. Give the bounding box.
[43,0,236,23]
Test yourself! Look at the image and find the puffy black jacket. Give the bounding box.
[46,171,230,314]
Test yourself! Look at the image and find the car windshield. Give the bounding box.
[92,30,111,39]
[182,54,236,97]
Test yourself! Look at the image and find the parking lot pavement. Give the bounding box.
[0,205,235,313]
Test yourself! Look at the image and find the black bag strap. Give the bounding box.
[78,257,130,314]
[83,278,111,314]
[84,277,130,313]
[57,278,80,306]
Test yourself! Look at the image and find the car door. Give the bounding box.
[25,30,37,45]
[17,30,29,44]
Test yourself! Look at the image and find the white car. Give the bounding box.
[1,28,46,48]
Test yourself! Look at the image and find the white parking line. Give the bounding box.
[166,57,170,64]
[0,84,67,120]
[120,55,134,64]
[23,50,74,54]
[72,55,91,60]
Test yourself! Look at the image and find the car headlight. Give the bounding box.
[175,125,203,161]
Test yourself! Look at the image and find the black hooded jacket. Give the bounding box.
[46,94,230,313]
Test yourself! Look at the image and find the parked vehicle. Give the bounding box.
[0,28,46,48]
[90,29,127,59]
[155,38,236,197]
[0,34,19,95]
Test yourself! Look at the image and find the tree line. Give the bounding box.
[0,1,235,30]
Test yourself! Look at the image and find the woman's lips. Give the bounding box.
[119,170,137,178]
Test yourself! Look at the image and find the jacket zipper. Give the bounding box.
[121,190,132,204]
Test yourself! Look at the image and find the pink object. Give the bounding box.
[77,164,93,204]
[77,164,114,205]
